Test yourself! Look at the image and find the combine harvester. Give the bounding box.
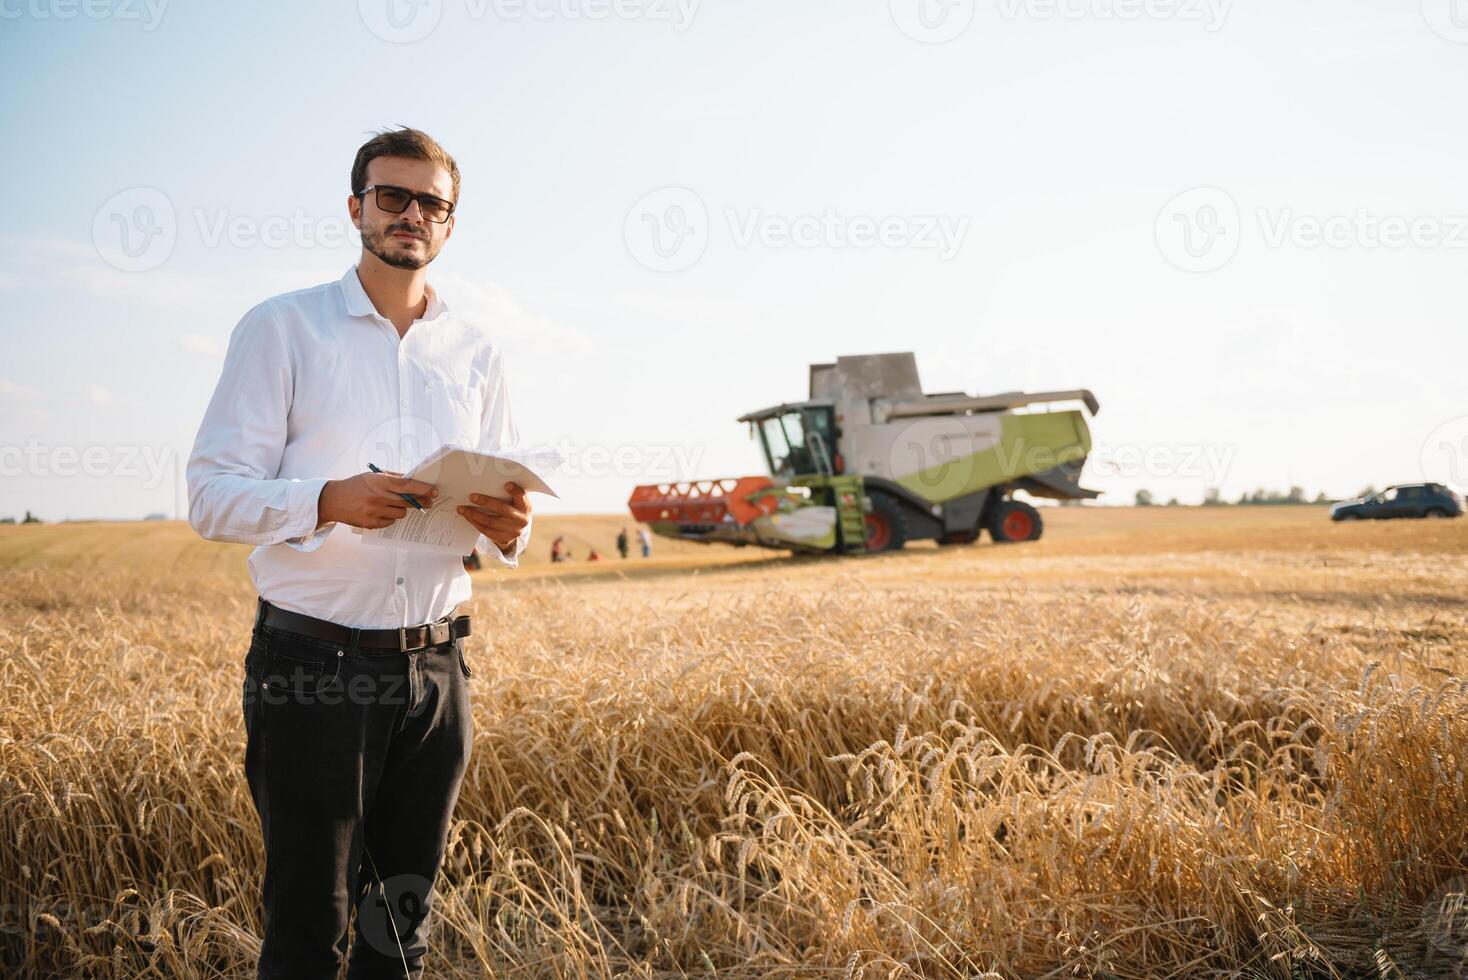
[627,352,1100,554]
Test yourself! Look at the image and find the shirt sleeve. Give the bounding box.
[473,345,532,569]
[185,301,336,551]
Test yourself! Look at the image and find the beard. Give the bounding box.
[361,220,443,270]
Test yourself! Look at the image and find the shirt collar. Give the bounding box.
[339,264,449,322]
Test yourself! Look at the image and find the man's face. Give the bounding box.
[350,156,455,270]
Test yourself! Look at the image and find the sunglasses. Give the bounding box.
[356,183,455,223]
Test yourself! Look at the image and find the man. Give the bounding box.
[616,526,628,559]
[186,128,531,979]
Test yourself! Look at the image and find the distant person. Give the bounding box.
[551,534,566,563]
[185,128,533,978]
[587,548,602,561]
[638,526,652,557]
[616,526,629,559]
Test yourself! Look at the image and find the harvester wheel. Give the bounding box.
[864,492,908,553]
[988,499,1043,543]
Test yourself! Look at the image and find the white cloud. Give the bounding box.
[431,272,598,357]
[0,378,39,400]
[57,265,219,309]
[177,332,224,357]
[0,235,219,308]
[0,235,95,260]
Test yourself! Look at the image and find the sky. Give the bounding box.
[1,0,1465,520]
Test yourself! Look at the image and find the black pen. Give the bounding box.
[367,462,424,510]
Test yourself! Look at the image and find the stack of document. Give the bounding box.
[353,445,561,555]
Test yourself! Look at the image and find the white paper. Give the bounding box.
[354,444,561,555]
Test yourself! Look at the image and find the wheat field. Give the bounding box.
[0,506,1465,979]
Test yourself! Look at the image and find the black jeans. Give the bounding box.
[241,601,474,980]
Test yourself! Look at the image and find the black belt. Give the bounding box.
[255,596,471,652]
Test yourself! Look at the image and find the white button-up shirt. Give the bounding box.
[186,264,532,629]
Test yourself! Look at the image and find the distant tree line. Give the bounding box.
[1133,487,1377,507]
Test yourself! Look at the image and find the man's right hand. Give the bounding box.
[316,471,439,530]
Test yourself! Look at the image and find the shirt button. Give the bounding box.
[395,577,404,585]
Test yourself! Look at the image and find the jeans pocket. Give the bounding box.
[263,647,340,700]
[242,634,268,712]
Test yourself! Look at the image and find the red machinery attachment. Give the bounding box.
[627,477,777,528]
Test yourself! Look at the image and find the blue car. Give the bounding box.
[1330,483,1463,521]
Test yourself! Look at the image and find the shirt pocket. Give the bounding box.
[426,377,483,449]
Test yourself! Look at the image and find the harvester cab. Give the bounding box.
[628,352,1100,554]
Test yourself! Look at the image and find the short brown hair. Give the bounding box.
[350,127,460,204]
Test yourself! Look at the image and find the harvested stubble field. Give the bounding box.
[0,506,1465,979]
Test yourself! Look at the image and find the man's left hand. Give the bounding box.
[457,482,531,554]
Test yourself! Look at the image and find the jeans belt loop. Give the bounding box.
[349,626,361,654]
